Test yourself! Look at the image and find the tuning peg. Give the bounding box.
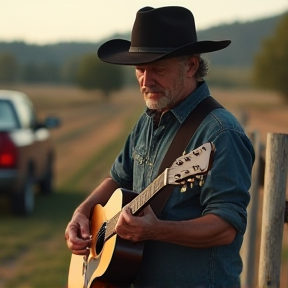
[180,184,187,193]
[174,174,181,180]
[186,178,194,188]
[199,175,205,186]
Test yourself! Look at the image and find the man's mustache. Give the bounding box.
[141,86,164,94]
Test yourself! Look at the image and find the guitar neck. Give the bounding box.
[105,170,168,240]
[131,171,167,214]
[103,143,214,241]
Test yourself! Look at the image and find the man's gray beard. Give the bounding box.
[145,96,171,111]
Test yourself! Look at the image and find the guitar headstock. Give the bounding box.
[166,142,215,186]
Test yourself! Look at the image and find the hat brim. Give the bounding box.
[97,39,231,65]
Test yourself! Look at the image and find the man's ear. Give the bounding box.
[186,56,199,78]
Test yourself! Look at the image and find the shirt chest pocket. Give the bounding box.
[132,147,147,165]
[132,145,153,191]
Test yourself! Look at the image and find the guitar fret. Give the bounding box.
[105,212,120,240]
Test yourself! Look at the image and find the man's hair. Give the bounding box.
[195,57,209,81]
[180,55,209,82]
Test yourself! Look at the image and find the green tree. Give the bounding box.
[0,52,19,83]
[76,54,124,97]
[253,12,288,98]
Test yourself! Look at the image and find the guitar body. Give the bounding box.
[68,188,144,288]
[67,143,215,288]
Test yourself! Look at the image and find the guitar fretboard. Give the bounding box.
[105,172,167,240]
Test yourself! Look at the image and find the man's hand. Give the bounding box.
[65,212,92,255]
[115,205,159,242]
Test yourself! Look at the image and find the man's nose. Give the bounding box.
[142,70,155,87]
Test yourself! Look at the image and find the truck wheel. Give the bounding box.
[39,157,54,194]
[12,174,35,216]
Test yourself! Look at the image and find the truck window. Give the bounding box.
[15,96,37,129]
[0,100,19,129]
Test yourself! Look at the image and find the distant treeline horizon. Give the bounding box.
[0,12,285,88]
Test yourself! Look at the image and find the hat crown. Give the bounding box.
[97,6,231,65]
[131,6,197,51]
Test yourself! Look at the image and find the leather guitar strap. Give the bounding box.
[150,96,224,217]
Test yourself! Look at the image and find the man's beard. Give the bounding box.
[141,87,174,112]
[140,67,185,112]
[145,94,172,111]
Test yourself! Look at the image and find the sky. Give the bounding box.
[1,0,288,45]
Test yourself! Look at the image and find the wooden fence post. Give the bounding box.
[241,130,261,288]
[258,133,288,288]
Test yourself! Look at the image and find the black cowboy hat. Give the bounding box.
[97,6,231,65]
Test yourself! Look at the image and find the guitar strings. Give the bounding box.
[95,177,165,244]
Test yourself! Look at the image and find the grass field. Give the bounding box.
[0,84,288,288]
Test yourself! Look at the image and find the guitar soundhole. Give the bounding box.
[96,222,107,255]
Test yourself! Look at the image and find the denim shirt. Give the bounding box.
[110,81,255,288]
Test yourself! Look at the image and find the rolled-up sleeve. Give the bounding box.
[110,132,134,190]
[201,129,254,234]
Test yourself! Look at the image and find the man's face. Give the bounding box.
[135,57,192,112]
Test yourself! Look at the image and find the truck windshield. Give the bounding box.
[0,100,18,129]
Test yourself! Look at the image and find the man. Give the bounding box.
[65,6,255,288]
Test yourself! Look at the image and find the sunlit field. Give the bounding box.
[0,84,288,288]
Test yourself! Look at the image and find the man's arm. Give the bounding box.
[115,205,237,247]
[65,177,120,255]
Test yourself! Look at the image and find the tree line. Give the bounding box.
[0,11,288,99]
[0,52,127,96]
[253,12,288,98]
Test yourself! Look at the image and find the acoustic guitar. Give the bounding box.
[68,142,215,288]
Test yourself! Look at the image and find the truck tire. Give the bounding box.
[12,173,35,216]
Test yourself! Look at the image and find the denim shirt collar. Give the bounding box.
[171,81,211,124]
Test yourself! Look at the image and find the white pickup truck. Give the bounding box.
[0,90,60,215]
